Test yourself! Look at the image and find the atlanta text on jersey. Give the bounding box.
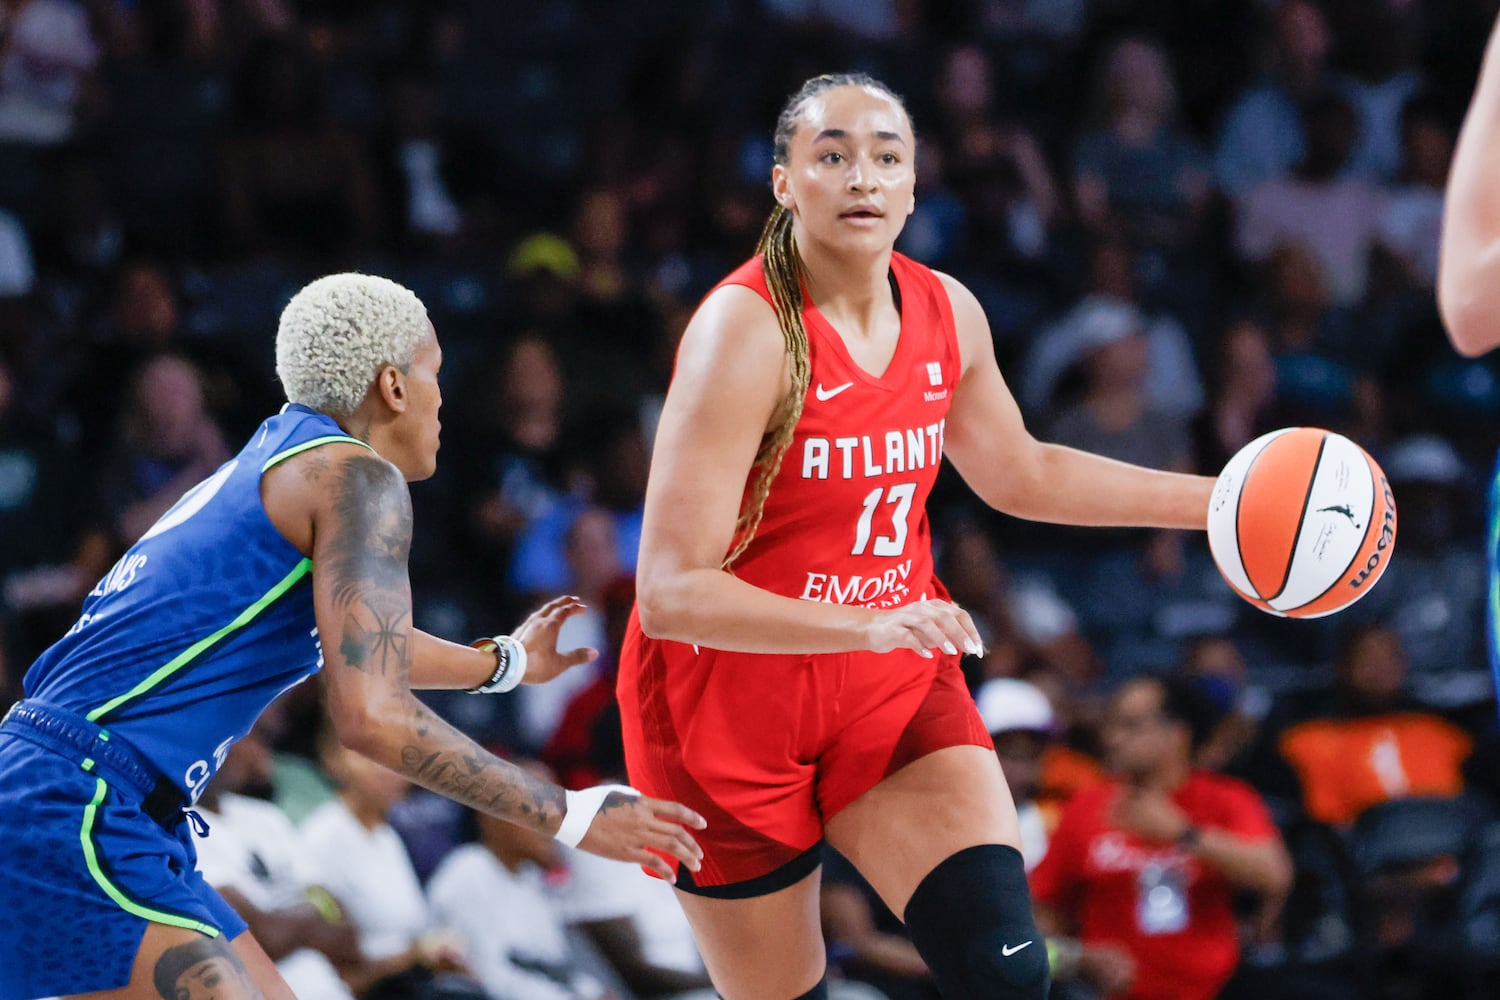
[801,420,946,481]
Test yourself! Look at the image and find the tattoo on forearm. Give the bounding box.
[397,732,567,830]
[153,936,263,1000]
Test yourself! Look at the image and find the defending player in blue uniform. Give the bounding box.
[0,274,705,1000]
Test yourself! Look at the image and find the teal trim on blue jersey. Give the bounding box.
[261,434,372,472]
[85,559,314,723]
[80,777,219,937]
[1488,458,1499,719]
[1490,461,1498,558]
[1491,572,1498,650]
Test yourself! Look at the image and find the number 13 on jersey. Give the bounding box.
[853,482,916,556]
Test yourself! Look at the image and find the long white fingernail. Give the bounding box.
[942,642,958,656]
[918,648,934,659]
[964,640,983,656]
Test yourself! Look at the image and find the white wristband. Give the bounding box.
[468,635,528,694]
[494,635,527,692]
[556,783,640,847]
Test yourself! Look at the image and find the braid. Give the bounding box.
[722,71,910,569]
[723,206,811,568]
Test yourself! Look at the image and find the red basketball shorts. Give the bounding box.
[617,609,993,895]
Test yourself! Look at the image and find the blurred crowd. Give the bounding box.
[2,0,1500,997]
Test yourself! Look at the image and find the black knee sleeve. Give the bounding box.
[903,844,1051,999]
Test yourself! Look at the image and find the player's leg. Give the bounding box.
[620,636,833,998]
[824,744,1049,998]
[67,923,293,1000]
[674,866,828,1000]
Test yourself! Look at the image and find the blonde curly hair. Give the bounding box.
[275,273,430,417]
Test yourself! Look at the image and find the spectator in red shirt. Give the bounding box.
[1032,675,1292,1000]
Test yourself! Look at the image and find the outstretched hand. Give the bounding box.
[515,594,600,685]
[576,790,707,884]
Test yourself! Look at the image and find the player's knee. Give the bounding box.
[904,844,1050,999]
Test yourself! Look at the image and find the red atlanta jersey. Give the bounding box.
[710,252,960,610]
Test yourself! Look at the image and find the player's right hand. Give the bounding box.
[865,598,984,658]
[577,791,707,883]
[514,594,599,684]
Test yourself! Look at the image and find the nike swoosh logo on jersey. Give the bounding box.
[1002,941,1033,957]
[815,382,854,401]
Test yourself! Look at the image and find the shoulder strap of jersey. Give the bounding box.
[891,252,962,378]
[262,434,372,473]
[707,255,772,306]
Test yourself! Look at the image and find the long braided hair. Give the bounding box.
[722,72,910,568]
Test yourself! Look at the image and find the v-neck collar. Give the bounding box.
[803,263,911,391]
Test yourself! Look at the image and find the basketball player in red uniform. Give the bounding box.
[619,74,1217,1000]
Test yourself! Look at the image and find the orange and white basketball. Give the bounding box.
[1208,428,1397,618]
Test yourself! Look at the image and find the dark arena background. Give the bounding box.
[0,1,1497,998]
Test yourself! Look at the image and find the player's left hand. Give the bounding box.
[575,790,707,883]
[864,598,985,658]
[514,594,600,685]
[1110,786,1192,844]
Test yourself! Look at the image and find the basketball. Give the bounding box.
[1208,428,1397,618]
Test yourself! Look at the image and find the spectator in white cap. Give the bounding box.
[1020,237,1203,422]
[975,678,1056,871]
[1032,270,1197,583]
[1040,299,1193,478]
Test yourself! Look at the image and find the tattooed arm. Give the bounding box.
[261,443,591,692]
[311,450,703,879]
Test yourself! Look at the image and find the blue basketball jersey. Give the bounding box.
[1489,450,1499,717]
[22,404,367,801]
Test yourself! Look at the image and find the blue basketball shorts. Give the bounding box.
[0,702,246,999]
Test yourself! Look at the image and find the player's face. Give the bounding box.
[398,323,443,481]
[171,957,257,1000]
[774,86,916,255]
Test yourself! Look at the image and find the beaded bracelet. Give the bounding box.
[466,634,528,694]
